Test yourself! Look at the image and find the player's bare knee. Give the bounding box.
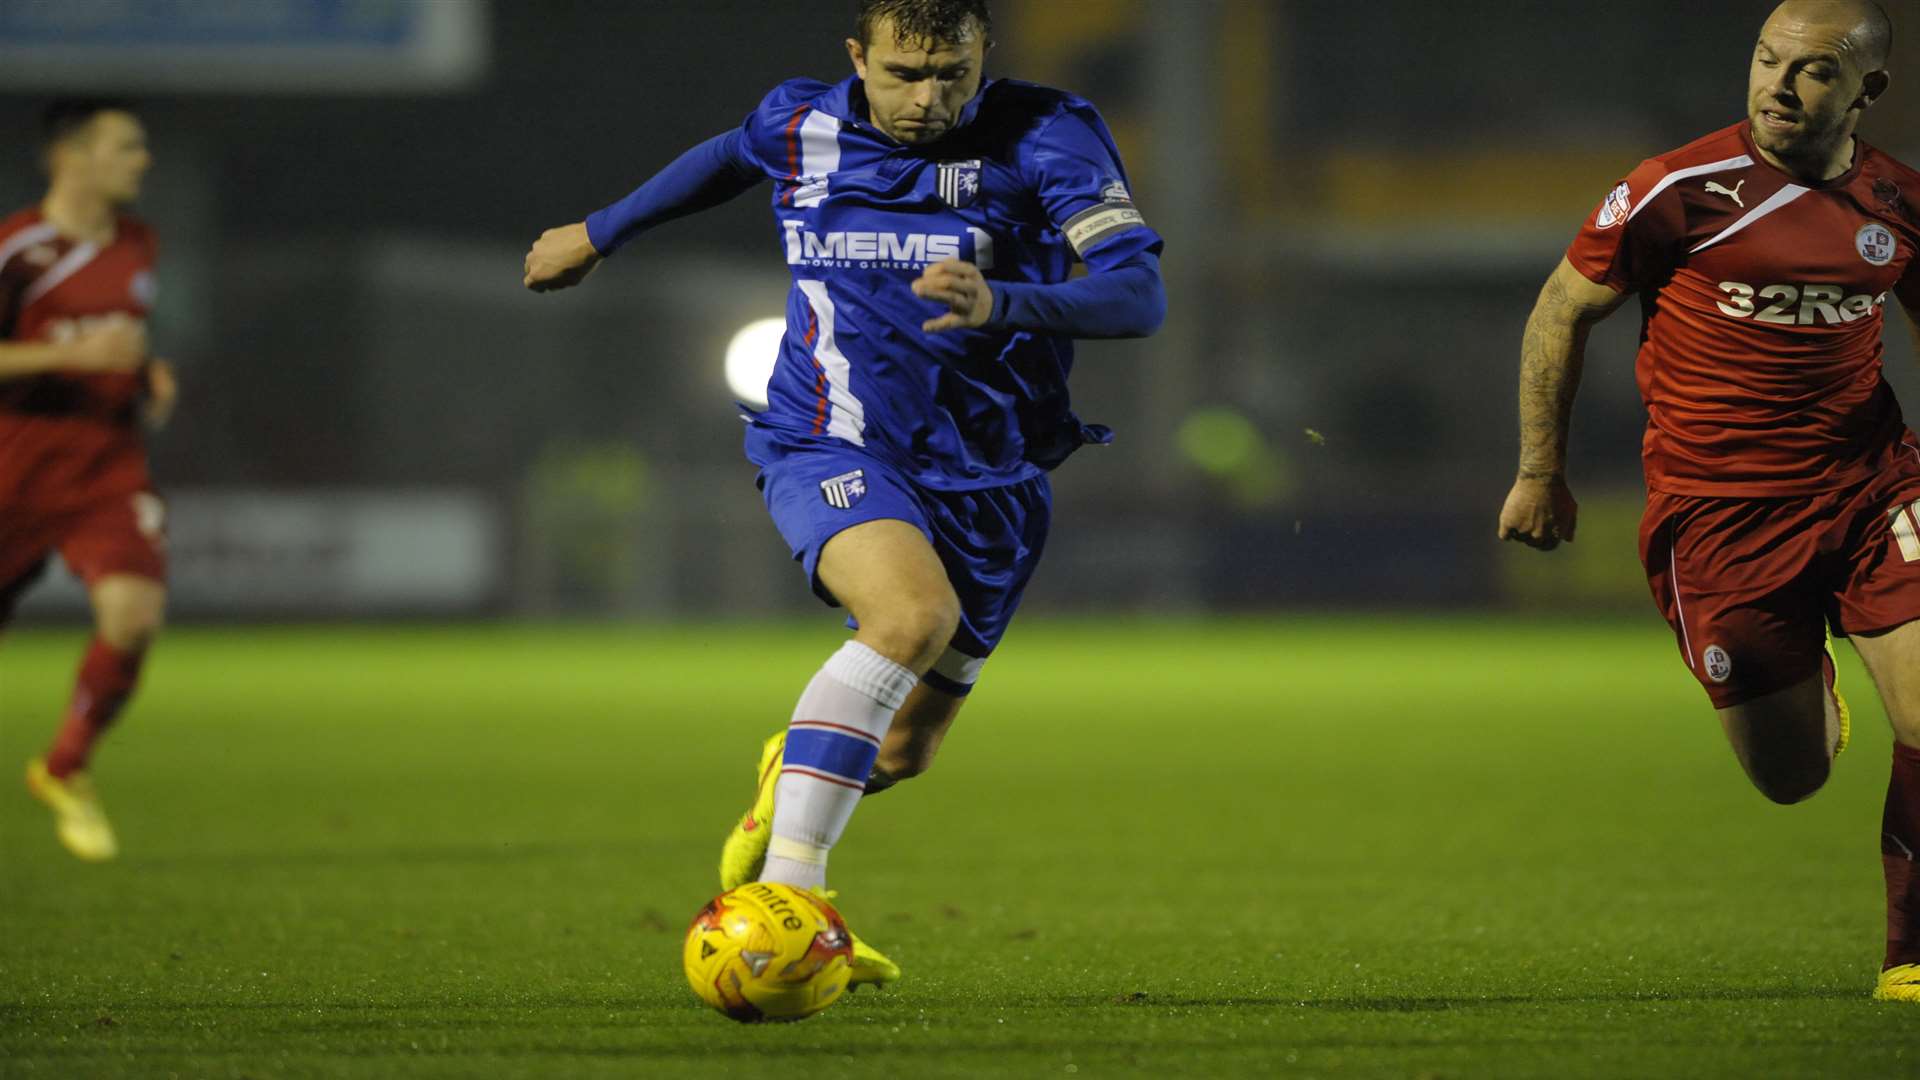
[864,595,960,671]
[1752,772,1827,806]
[1747,756,1830,805]
[97,597,164,652]
[1895,720,1920,752]
[100,614,160,653]
[1881,694,1920,749]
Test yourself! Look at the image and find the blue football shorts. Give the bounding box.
[751,435,1050,695]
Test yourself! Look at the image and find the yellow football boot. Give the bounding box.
[25,758,118,862]
[1875,963,1920,1002]
[848,932,902,989]
[718,731,785,891]
[809,888,900,989]
[1825,629,1850,757]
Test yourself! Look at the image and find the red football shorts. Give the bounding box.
[1641,447,1920,709]
[0,491,168,625]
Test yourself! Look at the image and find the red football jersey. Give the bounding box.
[1568,121,1920,497]
[0,207,157,514]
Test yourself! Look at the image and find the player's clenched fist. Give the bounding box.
[523,222,602,292]
[1497,474,1579,551]
[912,258,995,333]
[65,316,147,373]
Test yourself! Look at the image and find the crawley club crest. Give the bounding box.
[819,469,867,509]
[1857,222,1897,267]
[937,160,983,209]
[1703,644,1733,684]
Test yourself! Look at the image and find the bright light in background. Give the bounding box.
[724,318,786,411]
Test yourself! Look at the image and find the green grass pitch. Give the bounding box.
[3,617,1917,1078]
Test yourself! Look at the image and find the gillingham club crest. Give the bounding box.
[937,160,983,209]
[1857,222,1897,267]
[819,469,868,510]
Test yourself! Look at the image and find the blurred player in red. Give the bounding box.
[1499,0,1919,1003]
[1,100,177,861]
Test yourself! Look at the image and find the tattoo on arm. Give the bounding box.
[1517,269,1609,480]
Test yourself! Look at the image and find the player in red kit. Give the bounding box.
[1499,0,1920,1003]
[1,100,177,861]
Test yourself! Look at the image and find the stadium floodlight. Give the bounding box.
[724,318,786,411]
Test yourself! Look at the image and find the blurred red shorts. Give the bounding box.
[0,491,168,625]
[1640,442,1920,709]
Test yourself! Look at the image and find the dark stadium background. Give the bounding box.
[9,5,1920,1075]
[2,0,1916,622]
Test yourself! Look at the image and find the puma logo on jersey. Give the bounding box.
[1715,281,1886,325]
[1705,180,1746,207]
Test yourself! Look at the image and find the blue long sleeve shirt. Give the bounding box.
[586,75,1167,490]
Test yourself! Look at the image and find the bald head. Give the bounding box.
[1769,0,1893,70]
[1750,0,1894,181]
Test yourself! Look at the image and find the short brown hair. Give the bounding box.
[41,97,137,153]
[856,0,992,49]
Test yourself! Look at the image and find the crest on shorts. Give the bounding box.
[1702,644,1733,684]
[937,160,982,209]
[1857,222,1897,267]
[819,469,867,510]
[1595,182,1632,229]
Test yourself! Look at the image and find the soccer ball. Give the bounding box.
[682,882,854,1022]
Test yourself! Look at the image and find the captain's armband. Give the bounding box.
[1062,202,1149,259]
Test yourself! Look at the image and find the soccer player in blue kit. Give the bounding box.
[523,0,1165,987]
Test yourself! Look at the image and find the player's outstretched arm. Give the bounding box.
[913,250,1165,338]
[522,131,764,293]
[1497,257,1628,551]
[0,317,148,381]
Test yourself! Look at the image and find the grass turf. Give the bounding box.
[1,617,1917,1079]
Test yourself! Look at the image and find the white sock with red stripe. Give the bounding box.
[761,641,918,891]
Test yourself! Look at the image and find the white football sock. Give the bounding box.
[760,640,917,891]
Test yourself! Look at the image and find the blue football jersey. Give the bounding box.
[728,76,1164,492]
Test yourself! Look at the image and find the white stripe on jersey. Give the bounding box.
[798,279,866,447]
[793,110,842,209]
[0,222,59,275]
[20,240,101,308]
[1688,183,1811,254]
[1626,154,1754,224]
